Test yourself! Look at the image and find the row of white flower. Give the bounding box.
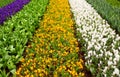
[69,0,120,76]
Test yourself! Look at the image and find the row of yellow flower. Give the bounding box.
[16,0,85,76]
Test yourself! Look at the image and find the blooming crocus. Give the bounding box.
[0,0,30,25]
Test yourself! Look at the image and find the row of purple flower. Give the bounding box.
[0,0,30,25]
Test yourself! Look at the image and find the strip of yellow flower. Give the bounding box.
[16,0,85,76]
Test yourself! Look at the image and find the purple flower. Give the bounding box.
[0,0,30,25]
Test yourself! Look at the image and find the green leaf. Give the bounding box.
[7,60,16,70]
[10,69,16,74]
[0,64,3,68]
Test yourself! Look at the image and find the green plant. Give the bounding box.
[0,69,10,77]
[0,0,48,76]
[106,0,120,7]
[0,0,14,8]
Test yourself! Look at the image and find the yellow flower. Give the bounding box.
[34,70,37,73]
[76,62,83,69]
[79,72,85,77]
[31,75,34,77]
[53,72,58,77]
[37,69,41,73]
[17,0,85,76]
[25,75,30,77]
[58,66,63,72]
[20,58,25,62]
[16,71,20,75]
[30,66,34,70]
[39,73,43,77]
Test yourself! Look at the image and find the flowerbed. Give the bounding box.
[69,0,120,77]
[0,0,48,76]
[0,0,30,24]
[16,0,85,76]
[86,0,120,34]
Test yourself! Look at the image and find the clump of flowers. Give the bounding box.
[16,0,85,76]
[0,0,30,24]
[69,0,120,76]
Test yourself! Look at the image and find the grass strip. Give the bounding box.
[16,0,85,76]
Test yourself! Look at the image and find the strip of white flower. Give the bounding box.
[69,0,120,76]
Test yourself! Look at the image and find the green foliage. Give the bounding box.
[106,0,120,7]
[86,0,120,34]
[0,69,10,77]
[0,0,14,8]
[0,0,48,76]
[76,29,87,53]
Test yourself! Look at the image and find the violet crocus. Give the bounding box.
[0,0,30,25]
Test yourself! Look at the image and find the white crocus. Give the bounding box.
[113,68,119,76]
[108,61,113,66]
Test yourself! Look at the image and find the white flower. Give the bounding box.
[113,59,117,65]
[88,50,93,56]
[109,57,113,61]
[108,61,113,66]
[119,47,120,50]
[101,38,108,44]
[69,0,120,76]
[94,44,101,51]
[99,54,103,57]
[115,55,120,61]
[113,68,119,75]
[103,67,108,73]
[107,52,113,57]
